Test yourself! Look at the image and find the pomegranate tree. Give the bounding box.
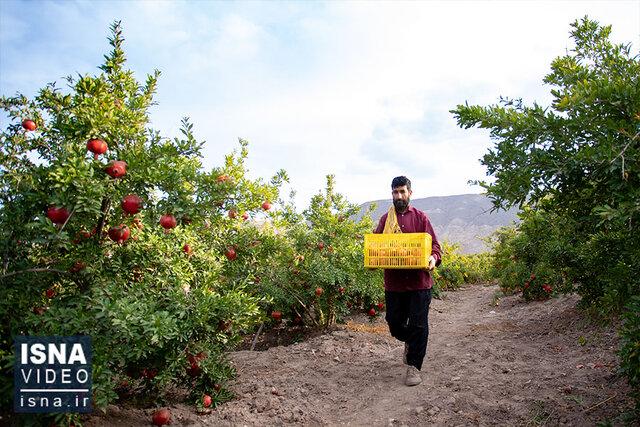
[0,22,386,424]
[217,174,383,329]
[0,22,284,420]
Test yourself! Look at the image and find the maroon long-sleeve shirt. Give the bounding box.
[374,205,442,291]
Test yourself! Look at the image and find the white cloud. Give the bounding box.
[213,14,265,60]
[1,0,638,209]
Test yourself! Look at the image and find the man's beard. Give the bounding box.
[393,198,409,212]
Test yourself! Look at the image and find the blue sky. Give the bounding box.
[1,0,639,208]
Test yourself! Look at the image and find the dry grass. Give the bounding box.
[345,320,390,334]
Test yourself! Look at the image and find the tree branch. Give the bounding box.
[95,197,111,241]
[1,268,73,281]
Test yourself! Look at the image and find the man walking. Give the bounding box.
[374,176,442,386]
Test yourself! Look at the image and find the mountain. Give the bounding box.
[356,194,520,254]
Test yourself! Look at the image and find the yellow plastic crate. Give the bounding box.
[364,233,432,269]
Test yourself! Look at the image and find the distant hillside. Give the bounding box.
[356,194,519,254]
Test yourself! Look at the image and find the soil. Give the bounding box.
[86,283,634,426]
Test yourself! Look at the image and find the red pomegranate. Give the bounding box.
[22,119,37,131]
[86,138,108,159]
[46,206,70,224]
[224,247,237,261]
[108,225,130,243]
[121,194,143,215]
[69,261,87,273]
[203,394,212,408]
[151,408,171,426]
[159,214,177,229]
[105,160,127,178]
[186,351,206,377]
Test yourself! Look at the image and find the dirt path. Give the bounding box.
[89,284,633,426]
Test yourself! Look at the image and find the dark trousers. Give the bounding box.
[385,289,432,370]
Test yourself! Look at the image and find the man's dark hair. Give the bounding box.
[391,176,411,190]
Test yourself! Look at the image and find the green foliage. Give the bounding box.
[452,18,639,221]
[432,242,494,293]
[0,22,388,422]
[232,174,384,328]
[619,296,640,413]
[488,207,576,301]
[452,16,640,401]
[295,175,384,323]
[0,21,282,419]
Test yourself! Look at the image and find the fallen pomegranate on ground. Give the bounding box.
[203,394,212,408]
[151,408,171,426]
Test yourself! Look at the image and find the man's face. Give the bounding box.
[392,185,412,211]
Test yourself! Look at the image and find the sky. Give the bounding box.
[1,0,639,209]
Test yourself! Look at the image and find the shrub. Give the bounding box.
[433,241,494,292]
[0,22,283,419]
[451,17,639,394]
[488,206,577,301]
[245,175,384,328]
[619,296,640,413]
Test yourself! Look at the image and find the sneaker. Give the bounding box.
[405,366,422,386]
[403,342,408,365]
